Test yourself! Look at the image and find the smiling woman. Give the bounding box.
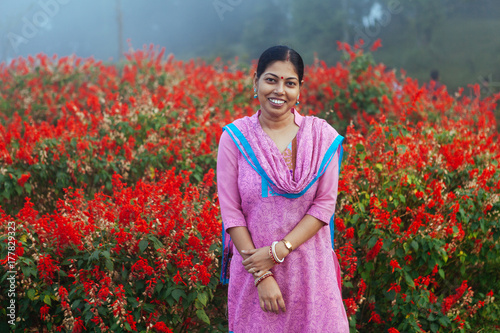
[217,45,349,332]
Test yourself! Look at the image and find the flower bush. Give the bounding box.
[1,169,222,332]
[326,42,500,332]
[1,41,499,332]
[0,45,253,216]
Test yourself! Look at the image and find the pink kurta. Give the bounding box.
[217,109,349,332]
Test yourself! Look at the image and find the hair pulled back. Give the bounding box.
[256,46,304,85]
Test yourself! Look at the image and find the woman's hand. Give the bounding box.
[241,247,275,277]
[257,276,286,314]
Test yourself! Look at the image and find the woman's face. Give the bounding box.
[254,60,303,120]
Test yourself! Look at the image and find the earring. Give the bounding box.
[296,97,300,105]
[253,88,257,99]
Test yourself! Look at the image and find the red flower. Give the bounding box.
[388,328,400,333]
[131,257,154,280]
[345,227,355,239]
[173,270,186,286]
[387,283,401,294]
[370,39,382,52]
[366,238,383,261]
[72,316,86,333]
[125,312,137,331]
[153,322,173,333]
[58,286,68,300]
[17,173,31,187]
[335,218,346,232]
[343,298,358,317]
[369,311,384,324]
[37,254,59,285]
[389,259,401,273]
[40,304,50,321]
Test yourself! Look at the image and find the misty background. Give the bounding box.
[1,0,500,93]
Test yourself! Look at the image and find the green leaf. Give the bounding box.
[356,143,365,152]
[27,289,35,300]
[22,266,37,278]
[438,269,445,279]
[343,281,353,288]
[172,289,186,302]
[89,249,100,262]
[438,316,451,326]
[367,236,378,248]
[399,194,406,204]
[196,309,210,324]
[195,300,203,310]
[411,240,419,251]
[72,299,81,310]
[25,183,32,194]
[198,291,208,306]
[139,239,149,253]
[105,259,114,271]
[44,294,51,306]
[102,250,111,260]
[148,235,164,250]
[405,273,415,288]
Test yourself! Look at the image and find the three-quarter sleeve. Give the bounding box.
[306,146,340,224]
[217,130,247,232]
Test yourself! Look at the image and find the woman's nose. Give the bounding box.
[274,82,285,94]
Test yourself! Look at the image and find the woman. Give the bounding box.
[217,45,349,332]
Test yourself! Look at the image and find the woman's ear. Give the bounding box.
[253,72,258,89]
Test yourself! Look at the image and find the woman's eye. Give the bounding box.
[287,82,296,86]
[266,78,275,82]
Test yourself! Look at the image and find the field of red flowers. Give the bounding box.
[1,41,499,332]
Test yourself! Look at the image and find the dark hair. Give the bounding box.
[256,45,304,85]
[430,70,439,81]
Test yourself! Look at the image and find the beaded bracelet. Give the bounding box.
[271,241,285,264]
[254,271,273,287]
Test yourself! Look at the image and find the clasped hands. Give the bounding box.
[241,245,287,314]
[241,246,275,278]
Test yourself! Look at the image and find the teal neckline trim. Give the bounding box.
[223,123,344,198]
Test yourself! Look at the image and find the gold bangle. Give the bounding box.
[281,239,293,253]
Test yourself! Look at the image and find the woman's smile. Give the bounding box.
[268,98,286,107]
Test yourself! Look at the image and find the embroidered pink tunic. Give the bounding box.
[217,110,349,332]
